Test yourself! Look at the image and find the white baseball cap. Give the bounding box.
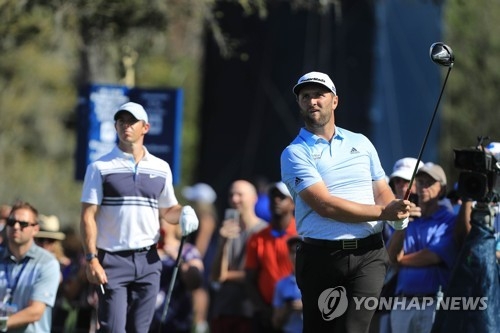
[114,102,149,124]
[293,71,337,96]
[182,183,217,204]
[270,182,292,198]
[390,157,424,181]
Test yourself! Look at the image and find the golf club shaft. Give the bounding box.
[159,235,187,327]
[404,66,453,200]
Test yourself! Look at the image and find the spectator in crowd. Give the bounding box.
[385,157,424,249]
[245,182,297,333]
[253,176,272,223]
[210,180,268,333]
[388,163,458,333]
[439,141,500,332]
[150,222,204,333]
[388,157,424,204]
[0,201,60,332]
[54,226,98,333]
[421,162,454,213]
[181,182,219,333]
[35,214,71,280]
[372,157,424,333]
[0,204,12,245]
[272,236,303,333]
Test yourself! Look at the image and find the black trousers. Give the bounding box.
[295,238,389,333]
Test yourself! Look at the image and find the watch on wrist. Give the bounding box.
[85,253,98,262]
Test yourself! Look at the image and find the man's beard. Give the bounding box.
[302,111,331,129]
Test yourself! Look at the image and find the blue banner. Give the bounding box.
[75,84,183,184]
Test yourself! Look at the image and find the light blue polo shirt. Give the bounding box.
[0,243,60,333]
[281,126,386,239]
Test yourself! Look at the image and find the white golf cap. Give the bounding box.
[390,157,424,181]
[182,183,217,204]
[293,71,337,96]
[270,182,292,198]
[114,102,149,124]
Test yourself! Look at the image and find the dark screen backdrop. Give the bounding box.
[196,1,375,209]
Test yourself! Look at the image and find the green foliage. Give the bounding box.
[440,0,500,182]
[0,0,207,228]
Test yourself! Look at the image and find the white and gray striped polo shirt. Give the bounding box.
[81,146,178,251]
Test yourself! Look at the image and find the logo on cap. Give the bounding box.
[293,71,336,96]
[300,77,327,84]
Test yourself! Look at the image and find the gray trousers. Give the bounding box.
[391,301,436,333]
[97,247,161,333]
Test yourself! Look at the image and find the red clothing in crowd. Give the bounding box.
[245,218,297,304]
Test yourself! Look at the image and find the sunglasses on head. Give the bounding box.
[6,218,38,230]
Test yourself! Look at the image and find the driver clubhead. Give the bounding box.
[430,42,454,67]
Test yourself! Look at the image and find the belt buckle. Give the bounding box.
[342,239,358,250]
[136,246,151,252]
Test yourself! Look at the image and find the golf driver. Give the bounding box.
[404,42,454,200]
[159,235,187,331]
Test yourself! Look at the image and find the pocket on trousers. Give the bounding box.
[295,242,304,290]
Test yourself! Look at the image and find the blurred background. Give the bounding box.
[0,0,498,228]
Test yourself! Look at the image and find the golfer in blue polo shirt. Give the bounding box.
[281,71,410,333]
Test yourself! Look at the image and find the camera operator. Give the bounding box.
[433,199,500,332]
[484,142,500,240]
[431,140,500,332]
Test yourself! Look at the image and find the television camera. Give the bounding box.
[454,137,500,203]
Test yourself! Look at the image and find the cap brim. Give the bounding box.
[270,182,292,198]
[114,110,138,121]
[293,82,336,96]
[390,170,413,181]
[35,231,66,240]
[417,171,447,186]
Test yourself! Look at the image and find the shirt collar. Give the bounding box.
[0,243,37,263]
[298,127,344,145]
[113,145,151,161]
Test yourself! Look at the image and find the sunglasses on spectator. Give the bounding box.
[6,218,38,230]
